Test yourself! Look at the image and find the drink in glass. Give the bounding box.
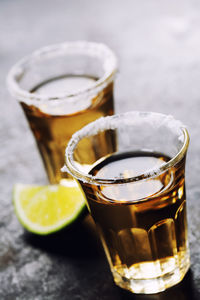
[64,111,190,294]
[7,41,117,183]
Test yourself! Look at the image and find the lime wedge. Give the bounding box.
[13,179,86,235]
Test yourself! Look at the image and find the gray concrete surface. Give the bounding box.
[1,0,200,299]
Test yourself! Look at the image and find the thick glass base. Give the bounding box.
[111,252,190,294]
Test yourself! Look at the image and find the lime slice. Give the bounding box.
[13,179,86,235]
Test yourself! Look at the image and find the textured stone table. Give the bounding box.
[1,0,200,299]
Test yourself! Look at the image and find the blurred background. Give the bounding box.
[1,0,200,299]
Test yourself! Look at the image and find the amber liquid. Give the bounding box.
[21,75,114,183]
[82,151,190,294]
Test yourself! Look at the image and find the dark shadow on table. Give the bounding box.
[117,270,199,300]
[23,215,103,259]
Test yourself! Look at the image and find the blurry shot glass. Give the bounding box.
[63,111,190,294]
[7,41,117,184]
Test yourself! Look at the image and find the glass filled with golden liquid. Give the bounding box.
[7,41,117,184]
[63,111,190,294]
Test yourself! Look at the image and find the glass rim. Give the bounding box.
[64,111,189,185]
[7,41,117,105]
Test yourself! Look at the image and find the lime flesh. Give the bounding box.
[13,180,86,235]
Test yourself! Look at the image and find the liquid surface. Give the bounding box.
[21,75,114,183]
[82,151,190,294]
[31,74,96,97]
[91,151,169,201]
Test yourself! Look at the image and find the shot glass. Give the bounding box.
[63,111,190,294]
[7,41,117,184]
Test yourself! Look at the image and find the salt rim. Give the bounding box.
[7,41,117,105]
[63,111,189,185]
